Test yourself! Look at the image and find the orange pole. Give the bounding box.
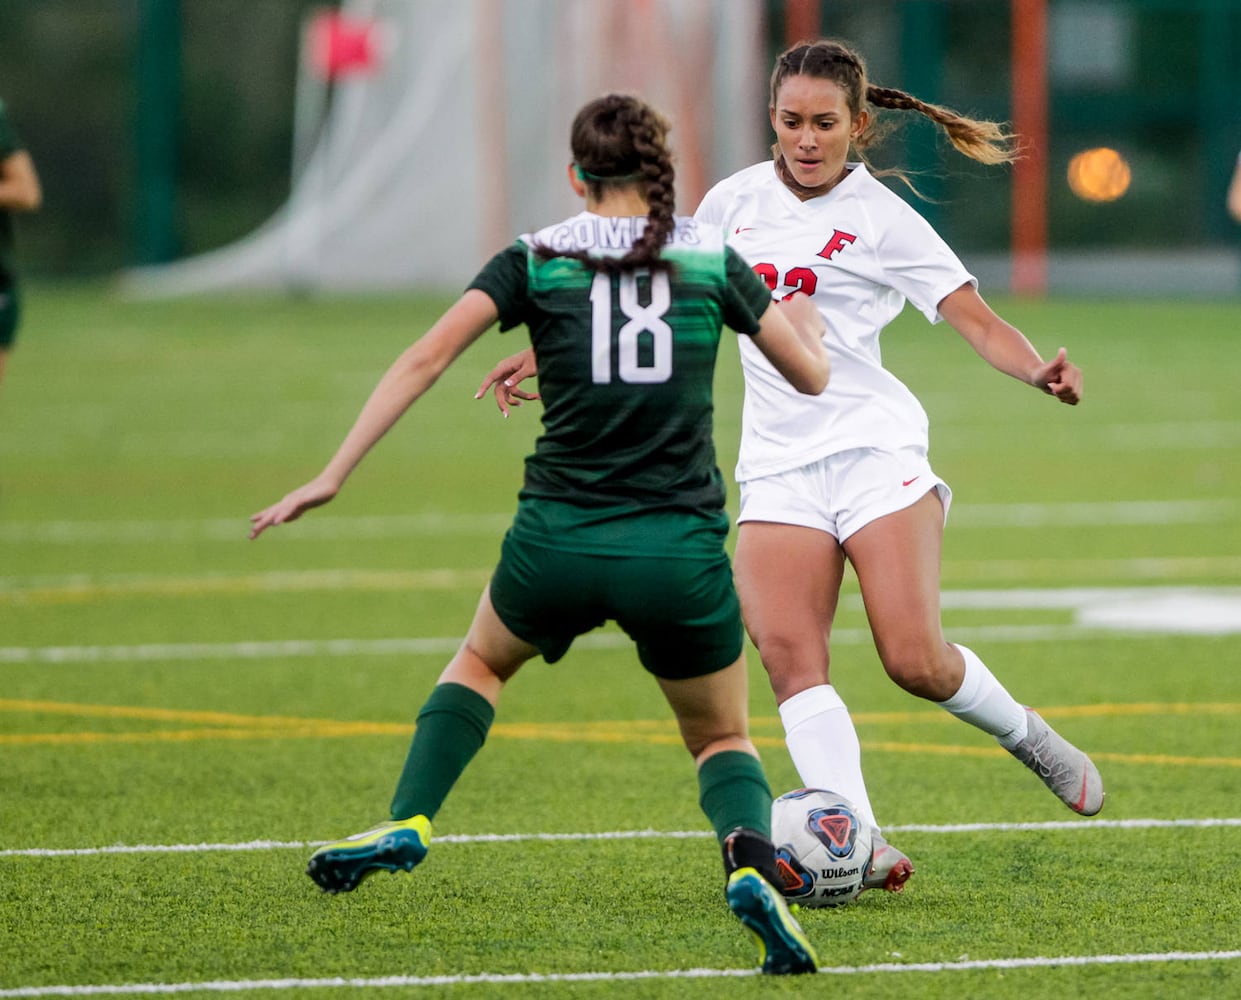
[785,0,821,47]
[1011,0,1048,296]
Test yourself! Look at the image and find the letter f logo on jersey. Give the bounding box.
[817,229,857,260]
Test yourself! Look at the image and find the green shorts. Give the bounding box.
[0,281,18,349]
[488,532,744,681]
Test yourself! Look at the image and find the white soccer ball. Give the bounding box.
[771,788,874,908]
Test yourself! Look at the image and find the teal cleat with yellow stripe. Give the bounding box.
[306,815,432,894]
[726,866,819,975]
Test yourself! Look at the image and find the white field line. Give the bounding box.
[10,584,1241,664]
[0,568,491,598]
[1,951,1239,996]
[4,823,1239,995]
[0,632,624,664]
[7,559,1241,605]
[5,586,1240,662]
[0,513,513,545]
[952,498,1237,527]
[1100,420,1241,450]
[0,624,1175,666]
[934,585,1241,610]
[0,499,1234,546]
[4,817,1240,859]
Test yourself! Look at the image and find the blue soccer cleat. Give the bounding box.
[726,866,819,975]
[306,815,432,894]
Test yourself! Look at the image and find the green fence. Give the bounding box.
[767,0,1241,256]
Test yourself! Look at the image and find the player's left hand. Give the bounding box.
[249,476,339,540]
[1031,347,1082,405]
[475,348,539,417]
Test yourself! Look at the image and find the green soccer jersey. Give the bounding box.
[469,213,773,530]
[0,100,23,284]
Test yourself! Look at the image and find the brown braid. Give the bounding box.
[536,94,678,274]
[620,100,678,272]
[770,39,1017,195]
[865,85,1016,166]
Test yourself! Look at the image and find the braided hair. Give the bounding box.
[537,94,678,274]
[769,39,1017,195]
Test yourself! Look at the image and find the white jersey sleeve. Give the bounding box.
[871,196,977,323]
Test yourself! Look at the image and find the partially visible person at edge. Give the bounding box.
[479,38,1105,897]
[1227,150,1241,223]
[249,94,830,975]
[0,98,43,394]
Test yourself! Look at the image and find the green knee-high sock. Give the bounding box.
[697,749,773,842]
[389,682,495,822]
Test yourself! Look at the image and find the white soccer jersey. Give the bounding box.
[695,160,976,482]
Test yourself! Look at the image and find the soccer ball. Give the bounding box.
[770,788,874,908]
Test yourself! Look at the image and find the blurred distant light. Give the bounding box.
[1067,147,1131,202]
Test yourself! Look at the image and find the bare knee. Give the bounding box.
[657,658,754,762]
[438,641,515,705]
[750,630,831,703]
[878,640,961,701]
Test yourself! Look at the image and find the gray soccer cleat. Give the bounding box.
[862,832,914,892]
[1008,708,1105,815]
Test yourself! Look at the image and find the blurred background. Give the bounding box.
[2,0,1240,295]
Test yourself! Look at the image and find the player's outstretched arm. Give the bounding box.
[250,290,499,539]
[938,283,1082,406]
[475,347,539,417]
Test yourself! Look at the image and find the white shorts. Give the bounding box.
[737,446,952,542]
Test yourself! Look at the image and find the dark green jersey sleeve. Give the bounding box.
[721,245,773,337]
[467,242,530,333]
[0,101,21,159]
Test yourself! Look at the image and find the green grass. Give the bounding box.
[1,286,1240,998]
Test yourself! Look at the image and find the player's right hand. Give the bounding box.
[777,292,827,340]
[249,476,339,540]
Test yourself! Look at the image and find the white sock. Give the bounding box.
[937,644,1029,748]
[778,685,879,830]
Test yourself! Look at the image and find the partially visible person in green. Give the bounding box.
[0,98,42,393]
[1228,150,1241,224]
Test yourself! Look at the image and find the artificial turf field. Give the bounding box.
[1,287,1239,998]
